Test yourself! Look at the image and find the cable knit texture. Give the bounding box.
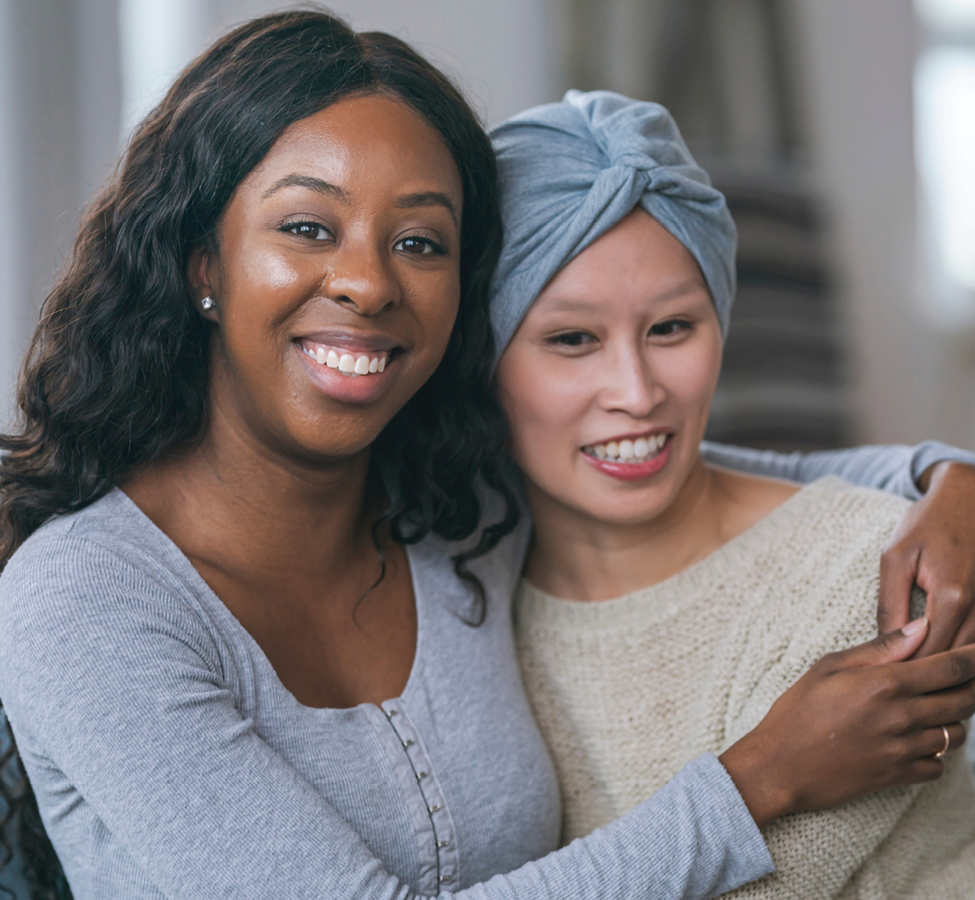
[515,477,975,899]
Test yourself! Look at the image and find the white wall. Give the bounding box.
[786,0,975,448]
[0,0,119,429]
[1,0,81,426]
[0,0,24,425]
[208,0,561,126]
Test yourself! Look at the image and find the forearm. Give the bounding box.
[701,440,975,500]
[457,754,772,900]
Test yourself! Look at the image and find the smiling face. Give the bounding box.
[495,208,723,528]
[193,93,463,464]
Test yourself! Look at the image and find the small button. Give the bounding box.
[439,874,451,883]
[428,804,441,813]
[385,709,397,717]
[437,839,449,848]
[417,771,428,780]
[402,739,414,748]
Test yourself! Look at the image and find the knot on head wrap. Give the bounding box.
[489,90,737,360]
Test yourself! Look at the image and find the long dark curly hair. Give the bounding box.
[0,9,518,896]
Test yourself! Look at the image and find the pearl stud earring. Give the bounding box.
[201,296,215,310]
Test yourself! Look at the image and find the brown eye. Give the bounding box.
[649,320,691,337]
[548,331,596,347]
[282,221,330,241]
[395,236,444,255]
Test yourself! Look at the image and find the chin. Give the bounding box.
[558,479,672,527]
[586,498,671,528]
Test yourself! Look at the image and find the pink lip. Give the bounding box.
[294,342,398,405]
[582,436,673,482]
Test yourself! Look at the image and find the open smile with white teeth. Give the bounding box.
[583,434,669,463]
[299,342,389,377]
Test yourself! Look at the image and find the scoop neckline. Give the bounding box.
[108,486,427,716]
[518,477,842,629]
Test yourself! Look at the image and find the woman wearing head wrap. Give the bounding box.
[492,91,975,896]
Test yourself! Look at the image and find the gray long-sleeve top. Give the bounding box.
[0,441,972,900]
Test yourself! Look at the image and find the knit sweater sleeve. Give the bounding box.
[0,532,772,900]
[699,440,975,500]
[712,484,975,899]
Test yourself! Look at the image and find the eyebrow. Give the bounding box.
[394,191,458,224]
[262,174,347,200]
[261,177,457,224]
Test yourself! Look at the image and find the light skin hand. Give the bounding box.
[878,461,975,657]
[719,618,975,829]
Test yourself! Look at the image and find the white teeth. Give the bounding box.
[302,343,388,375]
[587,434,668,464]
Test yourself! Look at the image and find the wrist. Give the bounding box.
[718,736,795,829]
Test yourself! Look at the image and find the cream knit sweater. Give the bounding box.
[515,478,975,899]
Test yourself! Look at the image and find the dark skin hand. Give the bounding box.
[123,94,464,709]
[880,461,975,657]
[720,618,975,828]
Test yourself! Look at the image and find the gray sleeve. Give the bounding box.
[700,440,975,501]
[0,535,772,900]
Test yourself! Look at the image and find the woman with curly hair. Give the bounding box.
[2,10,975,900]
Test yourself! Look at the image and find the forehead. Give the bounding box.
[242,93,463,205]
[537,209,704,307]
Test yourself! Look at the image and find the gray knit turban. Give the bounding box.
[489,90,737,360]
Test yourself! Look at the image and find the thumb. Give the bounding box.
[828,617,929,670]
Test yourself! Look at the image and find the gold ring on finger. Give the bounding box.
[934,725,951,760]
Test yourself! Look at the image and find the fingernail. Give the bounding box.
[902,617,928,636]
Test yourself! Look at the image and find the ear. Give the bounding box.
[187,245,219,322]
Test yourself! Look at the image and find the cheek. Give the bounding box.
[408,270,461,359]
[217,251,316,358]
[237,247,308,296]
[498,355,590,468]
[653,337,722,422]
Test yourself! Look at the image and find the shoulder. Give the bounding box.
[1,489,199,611]
[746,478,911,630]
[730,474,910,553]
[0,491,221,701]
[740,476,910,586]
[791,476,911,544]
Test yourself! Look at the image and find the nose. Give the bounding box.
[322,240,401,316]
[598,342,665,420]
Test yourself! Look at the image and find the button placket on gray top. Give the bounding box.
[363,699,460,893]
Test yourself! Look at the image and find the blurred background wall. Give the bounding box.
[0,0,973,451]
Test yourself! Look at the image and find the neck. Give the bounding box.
[523,457,737,601]
[123,395,379,584]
